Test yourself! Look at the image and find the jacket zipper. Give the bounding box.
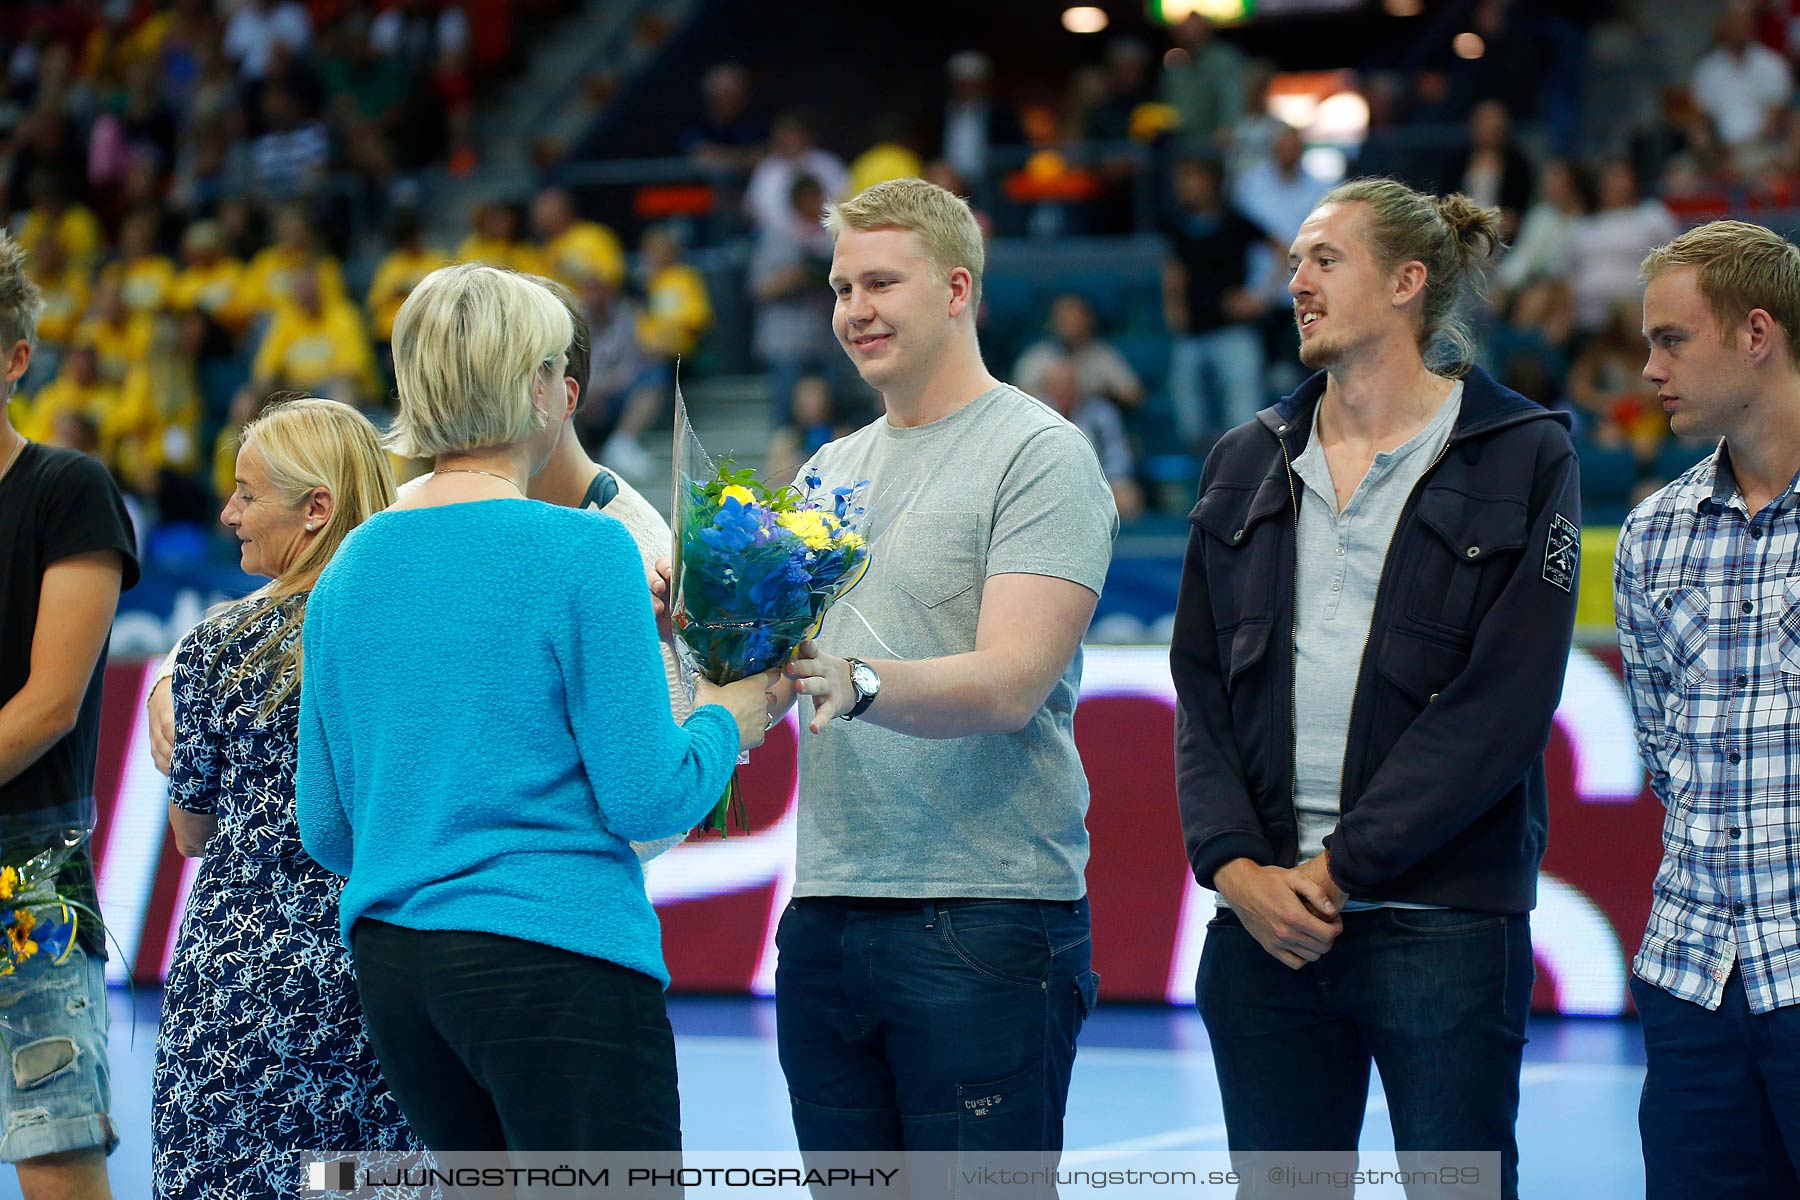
[1279,430,1301,859]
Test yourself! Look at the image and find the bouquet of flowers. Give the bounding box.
[0,823,91,980]
[670,383,884,833]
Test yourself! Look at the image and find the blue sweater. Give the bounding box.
[295,499,739,985]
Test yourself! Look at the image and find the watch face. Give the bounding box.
[851,662,880,696]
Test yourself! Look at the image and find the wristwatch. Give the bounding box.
[839,658,881,721]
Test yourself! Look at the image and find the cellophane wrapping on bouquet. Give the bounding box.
[0,811,98,1048]
[669,380,888,834]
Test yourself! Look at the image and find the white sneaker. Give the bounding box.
[602,433,653,480]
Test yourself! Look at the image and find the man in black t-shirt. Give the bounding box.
[1162,156,1282,449]
[0,230,134,1196]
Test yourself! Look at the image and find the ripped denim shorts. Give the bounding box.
[0,943,115,1162]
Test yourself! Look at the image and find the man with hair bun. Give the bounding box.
[1619,219,1800,1198]
[1171,179,1581,1198]
[0,229,136,1195]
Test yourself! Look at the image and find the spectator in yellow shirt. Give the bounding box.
[530,187,626,290]
[169,221,245,321]
[47,410,104,460]
[366,209,443,344]
[107,313,205,493]
[16,170,104,269]
[212,385,268,503]
[846,120,924,196]
[601,226,713,477]
[455,201,544,274]
[118,5,176,66]
[17,346,119,445]
[636,226,713,359]
[102,208,178,314]
[230,205,349,324]
[74,281,156,384]
[251,272,381,407]
[28,238,90,348]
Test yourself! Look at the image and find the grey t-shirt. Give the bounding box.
[792,383,1119,900]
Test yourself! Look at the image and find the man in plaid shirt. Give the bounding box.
[1617,220,1800,1199]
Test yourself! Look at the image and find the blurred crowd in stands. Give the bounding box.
[4,0,1798,561]
[0,0,584,549]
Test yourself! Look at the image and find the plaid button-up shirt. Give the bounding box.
[1616,444,1800,1014]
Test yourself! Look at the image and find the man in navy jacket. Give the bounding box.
[1171,179,1580,1200]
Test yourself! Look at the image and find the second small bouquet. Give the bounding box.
[670,385,878,833]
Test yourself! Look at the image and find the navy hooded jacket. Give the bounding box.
[1171,366,1581,913]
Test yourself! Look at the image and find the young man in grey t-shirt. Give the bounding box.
[775,178,1118,1154]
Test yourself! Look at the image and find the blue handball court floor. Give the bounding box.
[19,990,1647,1198]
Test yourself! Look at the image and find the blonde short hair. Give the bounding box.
[0,231,43,353]
[823,177,986,308]
[218,397,397,716]
[1641,220,1800,368]
[385,262,573,458]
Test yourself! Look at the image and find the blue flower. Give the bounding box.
[676,463,875,688]
[751,505,785,545]
[741,626,779,672]
[698,497,763,554]
[750,559,809,616]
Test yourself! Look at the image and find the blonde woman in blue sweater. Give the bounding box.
[295,262,775,1152]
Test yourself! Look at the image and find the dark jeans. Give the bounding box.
[1197,907,1533,1200]
[774,897,1098,1153]
[350,919,682,1152]
[1634,969,1800,1199]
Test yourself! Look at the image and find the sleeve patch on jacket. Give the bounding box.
[1543,513,1579,592]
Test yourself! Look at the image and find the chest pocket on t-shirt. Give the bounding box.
[893,510,984,607]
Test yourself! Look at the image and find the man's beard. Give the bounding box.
[1297,335,1335,369]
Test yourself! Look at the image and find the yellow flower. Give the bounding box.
[7,909,36,963]
[0,867,17,902]
[837,532,865,551]
[776,511,834,550]
[719,485,756,506]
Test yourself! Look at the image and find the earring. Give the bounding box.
[305,522,316,531]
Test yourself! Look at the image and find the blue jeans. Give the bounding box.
[1198,907,1532,1199]
[0,943,114,1162]
[1634,969,1800,1199]
[774,897,1098,1153]
[1169,326,1265,446]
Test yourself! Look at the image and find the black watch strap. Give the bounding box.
[842,658,877,721]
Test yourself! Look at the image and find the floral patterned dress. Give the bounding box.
[152,596,419,1199]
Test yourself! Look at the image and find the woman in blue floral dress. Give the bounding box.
[152,399,417,1199]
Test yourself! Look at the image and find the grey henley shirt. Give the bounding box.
[1290,383,1462,904]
